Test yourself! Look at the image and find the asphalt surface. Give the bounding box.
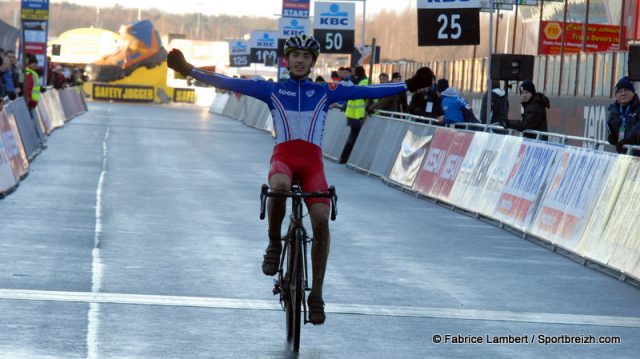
[0,101,639,358]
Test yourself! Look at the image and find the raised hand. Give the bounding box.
[167,49,194,77]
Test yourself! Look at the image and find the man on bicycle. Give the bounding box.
[167,35,433,325]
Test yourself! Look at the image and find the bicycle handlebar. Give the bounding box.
[259,184,338,221]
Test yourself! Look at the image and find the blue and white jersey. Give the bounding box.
[190,69,408,147]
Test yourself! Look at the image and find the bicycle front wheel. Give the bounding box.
[288,228,303,351]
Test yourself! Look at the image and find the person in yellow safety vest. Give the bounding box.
[24,55,41,110]
[23,54,47,148]
[340,66,369,164]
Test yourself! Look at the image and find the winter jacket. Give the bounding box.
[480,88,509,124]
[439,87,468,125]
[606,94,640,152]
[506,92,550,140]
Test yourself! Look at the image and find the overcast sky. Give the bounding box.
[50,0,415,18]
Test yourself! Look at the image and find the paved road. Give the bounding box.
[0,102,639,358]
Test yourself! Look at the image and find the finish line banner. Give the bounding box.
[92,84,155,103]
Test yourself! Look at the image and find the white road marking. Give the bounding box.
[87,127,109,359]
[0,288,639,328]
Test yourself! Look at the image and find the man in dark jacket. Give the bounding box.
[503,80,549,140]
[408,84,441,120]
[606,76,640,154]
[481,80,509,125]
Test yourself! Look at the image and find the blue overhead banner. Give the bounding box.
[21,0,49,86]
[282,0,310,18]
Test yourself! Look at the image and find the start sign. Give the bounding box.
[417,0,481,46]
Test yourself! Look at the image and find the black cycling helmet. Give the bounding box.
[283,34,320,59]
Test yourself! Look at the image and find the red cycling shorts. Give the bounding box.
[269,139,330,207]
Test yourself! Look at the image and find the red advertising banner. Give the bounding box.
[538,21,627,55]
[431,131,474,200]
[413,128,456,196]
[412,128,474,200]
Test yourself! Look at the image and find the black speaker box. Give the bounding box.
[629,45,640,81]
[490,54,534,81]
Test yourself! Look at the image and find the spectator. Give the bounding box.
[367,72,408,113]
[391,72,408,113]
[503,80,549,140]
[480,80,509,125]
[329,67,353,110]
[314,75,326,84]
[408,82,441,120]
[6,50,22,94]
[436,78,474,125]
[330,70,340,83]
[607,76,640,154]
[340,66,369,164]
[23,55,41,110]
[338,67,353,84]
[50,65,67,89]
[1,53,17,100]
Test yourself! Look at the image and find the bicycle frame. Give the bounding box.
[259,183,337,351]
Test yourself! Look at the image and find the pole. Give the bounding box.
[558,0,568,96]
[362,0,366,45]
[368,38,376,85]
[511,2,519,53]
[495,8,500,53]
[487,0,494,124]
[575,0,590,96]
[612,0,627,97]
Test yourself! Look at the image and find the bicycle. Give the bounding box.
[259,183,337,352]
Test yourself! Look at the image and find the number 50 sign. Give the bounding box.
[417,0,480,46]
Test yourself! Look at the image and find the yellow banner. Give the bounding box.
[93,84,155,102]
[21,9,49,20]
[173,88,197,103]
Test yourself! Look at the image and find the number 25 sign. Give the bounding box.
[417,0,480,46]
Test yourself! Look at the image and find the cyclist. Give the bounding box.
[167,34,434,325]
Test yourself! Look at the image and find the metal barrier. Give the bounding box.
[374,109,631,154]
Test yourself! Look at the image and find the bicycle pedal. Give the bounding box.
[272,280,281,295]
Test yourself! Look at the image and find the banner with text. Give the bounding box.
[530,148,616,251]
[448,132,504,212]
[493,140,563,231]
[577,156,634,266]
[92,83,155,102]
[538,21,627,55]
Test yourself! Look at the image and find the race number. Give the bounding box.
[417,0,480,46]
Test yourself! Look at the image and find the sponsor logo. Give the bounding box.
[283,19,306,36]
[257,33,276,48]
[278,88,297,97]
[306,90,315,97]
[93,84,154,102]
[231,41,248,54]
[319,3,350,26]
[173,88,196,103]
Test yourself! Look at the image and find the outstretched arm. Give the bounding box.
[167,49,273,101]
[328,67,434,104]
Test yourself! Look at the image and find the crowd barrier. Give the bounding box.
[0,86,88,198]
[214,93,640,285]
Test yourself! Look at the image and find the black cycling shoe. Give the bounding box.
[261,243,281,276]
[307,295,326,325]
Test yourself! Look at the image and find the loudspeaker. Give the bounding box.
[629,45,640,81]
[490,54,534,81]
